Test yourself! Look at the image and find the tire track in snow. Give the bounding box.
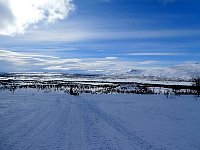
[78,96,166,150]
[0,100,59,149]
[61,96,86,150]
[0,94,87,150]
[0,91,167,150]
[19,96,72,150]
[78,98,117,150]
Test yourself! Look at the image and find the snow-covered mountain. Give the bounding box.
[127,62,200,80]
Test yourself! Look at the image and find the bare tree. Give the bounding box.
[192,76,200,97]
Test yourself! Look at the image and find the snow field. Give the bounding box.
[0,89,200,150]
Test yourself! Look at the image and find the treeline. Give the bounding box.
[0,79,199,96]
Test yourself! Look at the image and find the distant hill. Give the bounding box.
[127,62,200,80]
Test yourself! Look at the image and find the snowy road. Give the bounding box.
[0,89,200,150]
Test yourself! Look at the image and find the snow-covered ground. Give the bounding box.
[0,72,193,86]
[127,62,200,80]
[0,89,200,150]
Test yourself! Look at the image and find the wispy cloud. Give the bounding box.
[138,61,159,65]
[105,57,118,60]
[0,0,75,36]
[127,53,188,56]
[4,49,199,74]
[11,28,200,43]
[0,49,161,73]
[0,49,59,65]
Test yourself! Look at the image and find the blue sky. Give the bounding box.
[0,0,199,73]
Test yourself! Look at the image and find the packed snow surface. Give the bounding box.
[0,89,200,150]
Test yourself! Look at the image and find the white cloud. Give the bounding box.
[127,53,187,56]
[105,57,118,60]
[13,28,200,43]
[0,49,135,73]
[0,49,167,74]
[0,0,74,36]
[138,61,159,65]
[0,49,59,65]
[3,49,198,74]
